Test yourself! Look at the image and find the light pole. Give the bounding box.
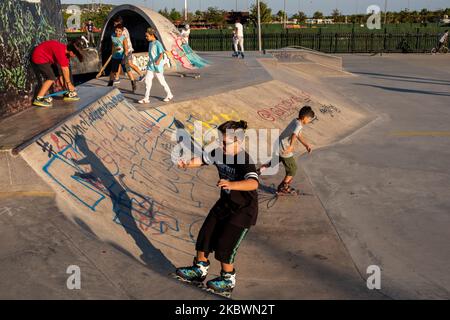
[184,0,188,21]
[384,0,388,24]
[257,0,262,52]
[284,0,287,29]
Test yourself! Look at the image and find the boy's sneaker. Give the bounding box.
[232,52,239,58]
[206,269,236,295]
[107,80,113,86]
[131,80,137,93]
[277,182,296,194]
[33,96,52,108]
[44,96,53,103]
[175,259,210,283]
[240,52,245,59]
[138,98,150,104]
[138,74,146,82]
[63,91,80,102]
[163,93,174,102]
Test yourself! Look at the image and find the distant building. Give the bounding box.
[305,18,334,24]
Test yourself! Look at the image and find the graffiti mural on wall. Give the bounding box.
[0,0,65,118]
[167,32,209,70]
[23,89,222,254]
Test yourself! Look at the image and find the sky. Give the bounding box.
[61,1,450,16]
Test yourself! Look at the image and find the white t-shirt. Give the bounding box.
[235,23,244,38]
[181,28,190,43]
[279,119,303,158]
[440,32,448,43]
[122,27,133,53]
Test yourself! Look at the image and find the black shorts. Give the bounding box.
[32,62,61,81]
[195,209,249,264]
[110,57,127,73]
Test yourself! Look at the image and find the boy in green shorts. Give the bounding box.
[260,106,315,194]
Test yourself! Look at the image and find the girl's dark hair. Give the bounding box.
[146,28,156,36]
[218,120,248,133]
[298,106,315,120]
[113,16,123,24]
[67,38,84,62]
[114,23,124,30]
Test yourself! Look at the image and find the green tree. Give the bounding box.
[204,7,226,27]
[313,11,324,19]
[82,5,112,30]
[194,10,204,21]
[276,10,286,22]
[249,1,272,25]
[291,11,307,23]
[169,8,182,22]
[158,8,170,19]
[331,8,342,21]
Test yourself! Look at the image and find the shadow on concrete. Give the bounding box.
[368,76,450,87]
[249,230,390,299]
[354,71,450,85]
[354,83,450,97]
[72,134,174,275]
[74,217,99,240]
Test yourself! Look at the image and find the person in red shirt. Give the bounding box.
[31,39,84,107]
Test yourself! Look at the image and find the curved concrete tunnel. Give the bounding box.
[98,5,209,74]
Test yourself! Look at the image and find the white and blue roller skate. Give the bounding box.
[206,269,236,298]
[173,258,210,285]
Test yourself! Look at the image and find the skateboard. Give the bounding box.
[96,55,112,79]
[43,90,68,98]
[169,272,232,299]
[176,72,200,79]
[275,189,300,197]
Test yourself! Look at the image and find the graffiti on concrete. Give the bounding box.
[0,0,65,118]
[167,32,209,70]
[319,104,341,117]
[257,91,312,122]
[29,90,213,248]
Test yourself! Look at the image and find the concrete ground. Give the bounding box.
[300,54,450,299]
[88,52,272,111]
[0,51,448,300]
[0,152,218,299]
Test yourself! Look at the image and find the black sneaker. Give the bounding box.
[33,96,52,108]
[107,80,113,86]
[63,91,80,102]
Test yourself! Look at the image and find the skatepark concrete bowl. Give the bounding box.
[1,47,449,299]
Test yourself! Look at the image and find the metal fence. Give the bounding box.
[189,30,441,53]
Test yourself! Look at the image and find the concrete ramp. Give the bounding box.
[15,73,379,298]
[266,47,343,71]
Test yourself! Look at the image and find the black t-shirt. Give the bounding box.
[86,22,94,32]
[203,148,259,228]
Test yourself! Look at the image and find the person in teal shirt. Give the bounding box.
[108,24,136,92]
[138,28,173,104]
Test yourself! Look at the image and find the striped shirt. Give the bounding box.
[203,148,259,228]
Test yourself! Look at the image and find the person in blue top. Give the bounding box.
[138,28,173,104]
[108,24,137,92]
